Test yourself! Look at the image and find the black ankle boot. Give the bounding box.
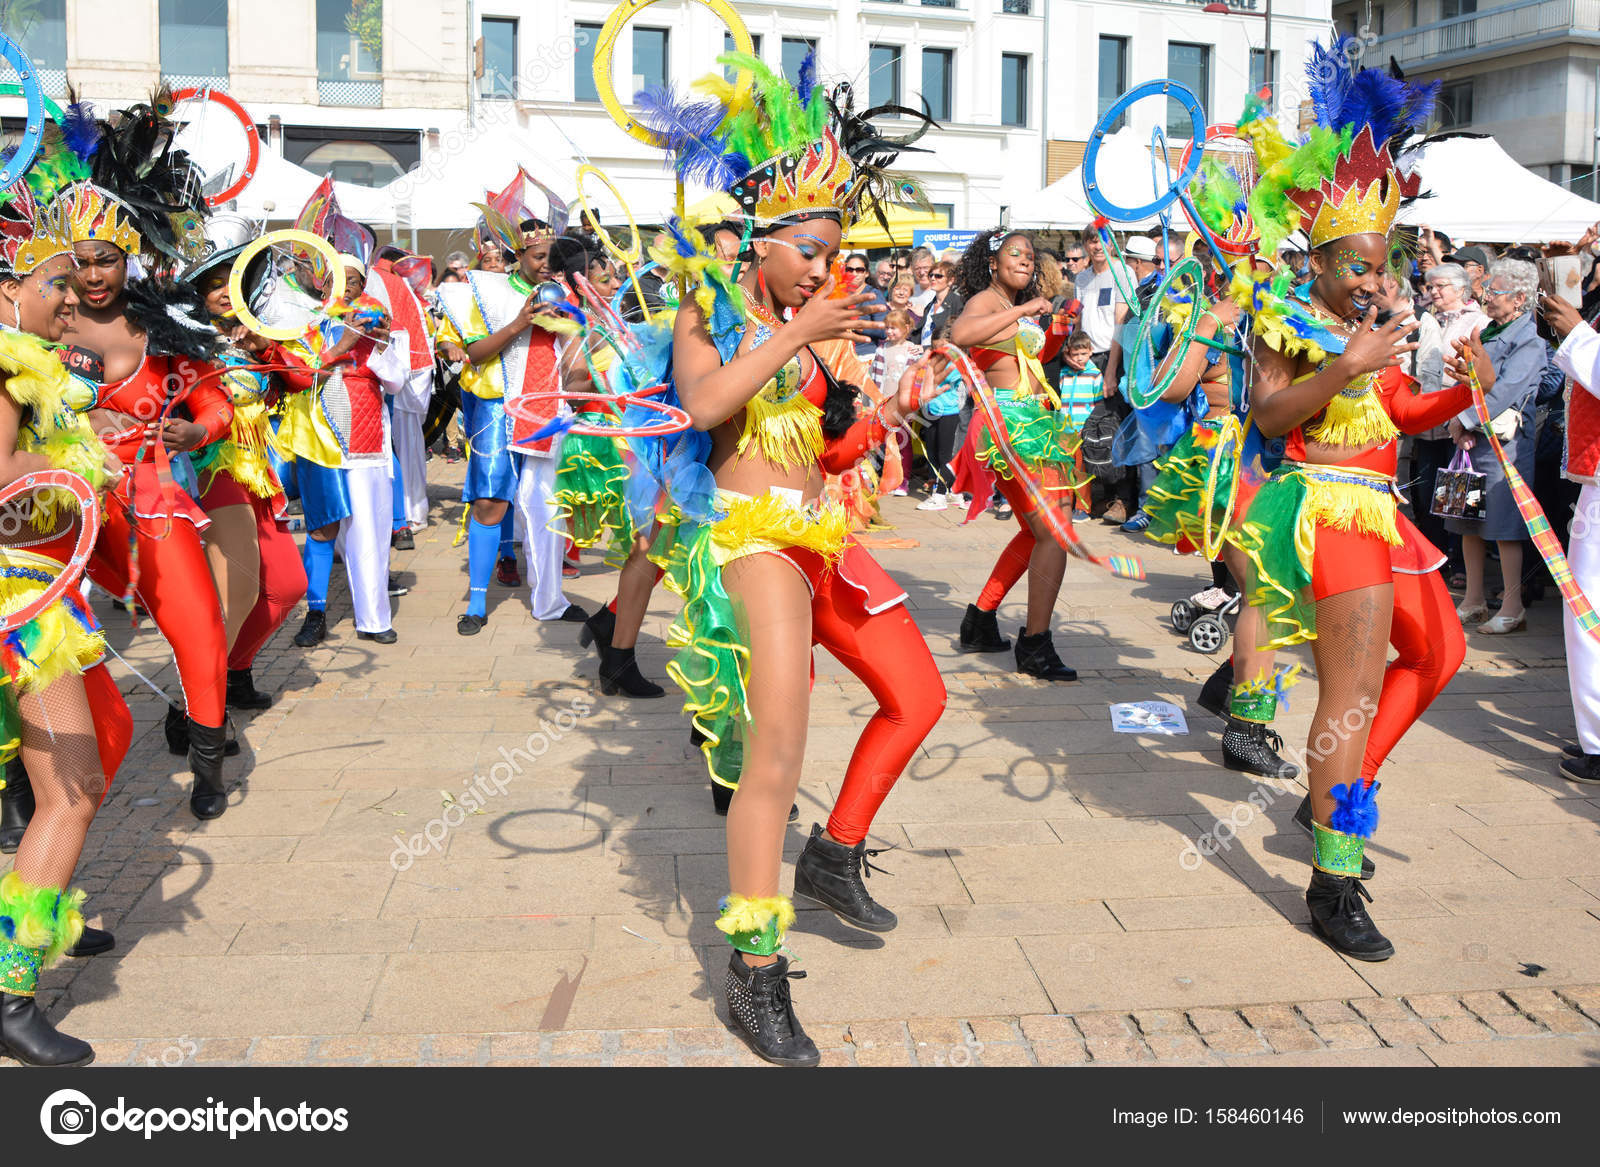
[1292,797,1375,879]
[164,703,190,756]
[0,759,33,854]
[1305,870,1394,961]
[598,646,665,698]
[709,782,798,822]
[1221,717,1301,779]
[292,609,327,647]
[1014,630,1078,681]
[724,951,820,1067]
[226,668,273,710]
[957,603,1010,654]
[188,721,230,820]
[65,926,115,958]
[1197,659,1234,719]
[793,823,897,931]
[579,606,615,658]
[0,993,94,1067]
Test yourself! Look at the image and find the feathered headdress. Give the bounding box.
[1240,38,1436,253]
[635,50,935,234]
[88,85,210,264]
[0,106,100,277]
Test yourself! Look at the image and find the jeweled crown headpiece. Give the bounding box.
[636,51,934,235]
[59,181,144,255]
[1237,37,1436,256]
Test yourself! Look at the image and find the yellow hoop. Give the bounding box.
[1200,413,1243,562]
[575,163,653,322]
[228,230,345,342]
[593,0,754,144]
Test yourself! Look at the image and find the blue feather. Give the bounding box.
[1329,780,1381,839]
[632,85,750,191]
[62,102,100,161]
[797,49,818,108]
[1306,36,1436,146]
[528,415,578,443]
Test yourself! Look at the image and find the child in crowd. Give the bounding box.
[870,308,924,496]
[908,345,970,511]
[1057,330,1101,519]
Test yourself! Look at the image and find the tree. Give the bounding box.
[345,0,382,69]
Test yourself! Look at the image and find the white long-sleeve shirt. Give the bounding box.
[1556,321,1600,399]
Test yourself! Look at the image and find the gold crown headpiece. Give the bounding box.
[58,181,144,256]
[1286,126,1418,249]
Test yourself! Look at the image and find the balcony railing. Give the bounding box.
[318,79,383,107]
[0,65,68,97]
[1372,0,1600,68]
[161,72,229,93]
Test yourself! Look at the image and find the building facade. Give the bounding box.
[1331,0,1600,192]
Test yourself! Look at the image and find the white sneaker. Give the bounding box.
[916,495,949,511]
[1189,586,1231,610]
[892,487,909,497]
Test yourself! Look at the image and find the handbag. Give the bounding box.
[1430,446,1487,521]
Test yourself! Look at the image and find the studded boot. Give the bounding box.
[793,823,897,931]
[0,758,33,855]
[957,603,1010,654]
[724,951,819,1067]
[1220,679,1299,779]
[1014,630,1077,681]
[1305,793,1392,961]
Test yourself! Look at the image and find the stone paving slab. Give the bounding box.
[4,465,1598,1067]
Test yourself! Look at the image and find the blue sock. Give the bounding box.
[466,517,499,618]
[498,508,516,561]
[391,448,407,531]
[303,536,335,611]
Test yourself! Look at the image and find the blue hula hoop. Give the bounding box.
[0,34,47,190]
[1083,79,1206,223]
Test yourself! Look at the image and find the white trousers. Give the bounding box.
[1566,483,1600,754]
[513,452,570,621]
[392,406,430,529]
[334,461,394,633]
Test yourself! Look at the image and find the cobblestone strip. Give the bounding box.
[28,985,1594,1068]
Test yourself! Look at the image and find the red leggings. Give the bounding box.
[226,493,310,670]
[807,578,946,846]
[89,508,228,731]
[978,473,1037,611]
[1361,565,1465,782]
[84,663,134,799]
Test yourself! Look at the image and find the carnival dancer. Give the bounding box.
[0,162,134,1065]
[1225,43,1466,959]
[275,254,405,647]
[434,198,585,633]
[640,52,947,1065]
[1518,291,1600,783]
[48,94,238,820]
[948,229,1081,680]
[367,245,435,546]
[1141,288,1299,778]
[183,216,309,707]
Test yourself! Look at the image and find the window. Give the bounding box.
[922,47,953,122]
[929,202,954,226]
[870,44,902,110]
[1098,36,1127,132]
[1437,80,1473,127]
[1442,0,1477,14]
[921,0,957,7]
[574,21,602,102]
[1,0,65,72]
[1166,42,1210,136]
[1372,5,1385,35]
[318,0,380,80]
[633,26,668,93]
[1248,48,1278,97]
[160,0,228,83]
[782,37,817,84]
[1001,53,1028,127]
[1441,0,1478,51]
[1003,0,1033,12]
[724,31,761,82]
[481,17,517,99]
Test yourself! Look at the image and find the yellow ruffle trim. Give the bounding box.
[736,390,824,473]
[708,490,849,568]
[715,894,796,940]
[0,549,106,692]
[1301,474,1402,546]
[1304,377,1400,449]
[205,400,281,499]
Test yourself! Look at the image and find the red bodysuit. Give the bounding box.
[66,349,234,733]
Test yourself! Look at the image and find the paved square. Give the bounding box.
[8,464,1599,1068]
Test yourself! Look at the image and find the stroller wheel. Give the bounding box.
[1189,615,1229,655]
[1170,599,1197,634]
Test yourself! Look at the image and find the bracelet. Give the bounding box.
[874,399,900,431]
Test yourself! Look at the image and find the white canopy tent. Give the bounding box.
[1007,127,1177,232]
[382,131,579,234]
[1399,136,1600,244]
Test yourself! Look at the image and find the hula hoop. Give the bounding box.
[0,470,99,634]
[169,87,261,207]
[1199,413,1243,561]
[0,35,48,190]
[574,163,652,321]
[504,387,691,441]
[227,230,345,342]
[1178,124,1260,258]
[1128,256,1205,408]
[593,0,754,144]
[1083,79,1205,223]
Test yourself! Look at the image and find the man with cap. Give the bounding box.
[1446,245,1492,302]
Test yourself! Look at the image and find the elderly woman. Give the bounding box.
[1445,258,1545,633]
[1413,263,1487,576]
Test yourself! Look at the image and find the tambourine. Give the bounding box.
[0,470,99,634]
